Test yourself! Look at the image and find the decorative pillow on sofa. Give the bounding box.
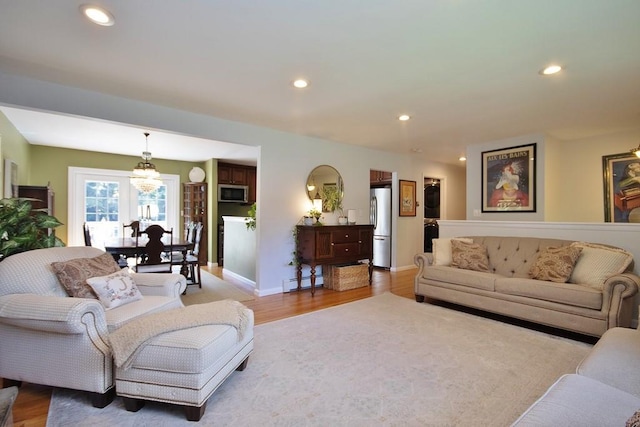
[569,242,633,289]
[451,239,489,272]
[627,409,640,427]
[86,269,143,310]
[432,237,474,266]
[529,246,582,283]
[51,252,121,299]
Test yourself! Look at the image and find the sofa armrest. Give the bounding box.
[601,273,640,328]
[414,253,434,276]
[130,272,187,297]
[0,294,108,335]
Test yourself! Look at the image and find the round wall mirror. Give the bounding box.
[306,165,344,211]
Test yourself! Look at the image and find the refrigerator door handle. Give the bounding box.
[370,196,377,230]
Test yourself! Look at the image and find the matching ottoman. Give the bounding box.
[114,311,254,421]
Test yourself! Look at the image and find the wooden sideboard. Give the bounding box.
[295,224,374,295]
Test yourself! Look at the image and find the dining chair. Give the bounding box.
[83,222,92,246]
[134,224,174,273]
[186,222,203,288]
[123,220,140,238]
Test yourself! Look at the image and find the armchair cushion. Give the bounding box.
[51,252,121,298]
[87,270,143,310]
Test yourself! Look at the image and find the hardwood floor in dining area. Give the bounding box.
[6,266,417,427]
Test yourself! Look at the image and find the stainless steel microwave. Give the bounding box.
[218,184,249,203]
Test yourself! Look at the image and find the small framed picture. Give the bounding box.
[4,159,18,198]
[482,143,536,212]
[399,179,417,217]
[602,152,640,222]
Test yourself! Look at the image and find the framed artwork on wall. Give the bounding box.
[4,159,18,198]
[602,152,640,222]
[482,143,536,212]
[399,179,416,217]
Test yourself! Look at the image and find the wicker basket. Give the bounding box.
[323,263,368,291]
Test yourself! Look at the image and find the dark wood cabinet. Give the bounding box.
[18,185,54,215]
[182,182,208,265]
[370,169,392,186]
[246,167,256,204]
[295,224,374,295]
[218,163,248,185]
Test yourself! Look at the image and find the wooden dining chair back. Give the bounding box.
[83,222,92,246]
[185,222,204,288]
[135,224,174,273]
[123,220,140,238]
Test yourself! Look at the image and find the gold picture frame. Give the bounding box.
[399,179,416,217]
[602,152,640,222]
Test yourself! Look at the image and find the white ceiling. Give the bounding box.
[0,1,639,165]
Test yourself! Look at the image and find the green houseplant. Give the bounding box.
[245,202,256,230]
[0,198,65,261]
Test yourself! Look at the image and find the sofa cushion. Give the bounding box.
[470,236,573,278]
[87,269,143,310]
[577,327,640,398]
[105,295,184,333]
[529,245,582,283]
[432,238,473,266]
[495,277,602,310]
[451,240,489,272]
[422,265,497,291]
[512,374,640,426]
[569,242,633,289]
[51,252,121,299]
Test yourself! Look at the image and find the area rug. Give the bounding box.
[180,270,253,305]
[46,293,591,426]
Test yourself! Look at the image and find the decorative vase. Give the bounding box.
[338,216,348,225]
[303,216,313,226]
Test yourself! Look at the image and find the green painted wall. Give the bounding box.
[29,144,206,249]
[0,112,31,186]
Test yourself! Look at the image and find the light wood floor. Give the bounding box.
[6,266,417,427]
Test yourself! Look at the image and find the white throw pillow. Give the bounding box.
[569,242,633,289]
[432,237,474,266]
[86,269,143,310]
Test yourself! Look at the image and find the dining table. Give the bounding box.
[103,237,194,278]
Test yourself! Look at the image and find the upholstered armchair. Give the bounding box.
[0,246,186,407]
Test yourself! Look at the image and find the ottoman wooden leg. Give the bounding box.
[236,356,249,371]
[184,403,206,421]
[123,397,145,412]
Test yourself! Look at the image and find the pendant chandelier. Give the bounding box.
[130,132,162,193]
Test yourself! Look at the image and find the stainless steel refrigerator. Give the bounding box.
[370,187,392,268]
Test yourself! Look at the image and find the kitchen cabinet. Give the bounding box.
[370,170,392,186]
[218,163,248,185]
[182,182,208,265]
[295,224,374,295]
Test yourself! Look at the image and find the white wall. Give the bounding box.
[0,71,465,296]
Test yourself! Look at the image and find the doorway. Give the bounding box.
[423,177,441,252]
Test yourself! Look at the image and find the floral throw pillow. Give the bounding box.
[451,239,489,272]
[86,269,143,310]
[529,246,583,283]
[51,252,121,299]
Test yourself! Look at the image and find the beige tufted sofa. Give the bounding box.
[414,236,640,337]
[0,246,186,407]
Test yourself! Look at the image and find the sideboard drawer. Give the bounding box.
[332,231,359,244]
[332,242,359,257]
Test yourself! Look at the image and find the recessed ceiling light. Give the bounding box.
[398,114,411,121]
[293,79,309,89]
[80,5,115,26]
[540,64,562,75]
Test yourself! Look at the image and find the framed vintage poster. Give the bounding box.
[482,143,536,212]
[399,179,417,217]
[602,152,640,222]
